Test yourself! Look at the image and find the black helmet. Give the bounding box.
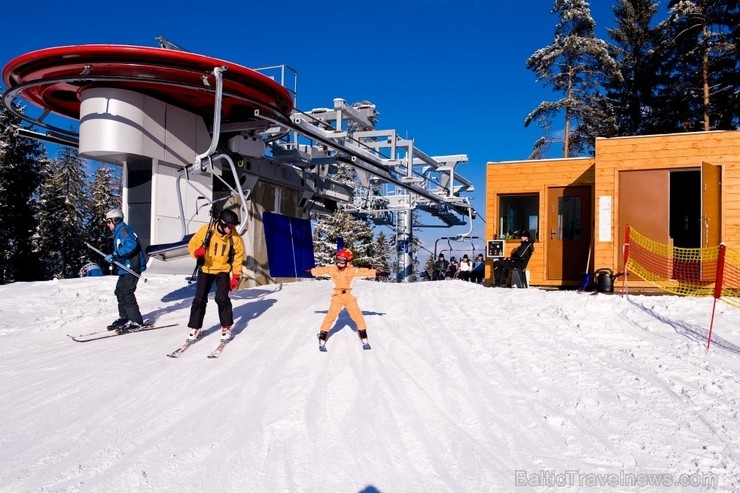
[219,209,239,227]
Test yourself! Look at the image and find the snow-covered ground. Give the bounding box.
[1,274,739,493]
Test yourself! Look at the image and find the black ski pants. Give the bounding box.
[115,273,143,324]
[188,270,233,329]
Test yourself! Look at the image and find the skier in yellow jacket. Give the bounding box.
[309,248,380,351]
[186,209,245,342]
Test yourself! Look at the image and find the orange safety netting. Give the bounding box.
[624,226,740,308]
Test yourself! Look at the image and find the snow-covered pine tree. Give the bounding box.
[0,102,46,284]
[423,253,436,279]
[85,165,121,254]
[372,231,393,272]
[525,0,622,158]
[312,209,374,267]
[605,0,662,136]
[35,147,89,279]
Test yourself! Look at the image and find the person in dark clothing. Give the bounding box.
[104,208,148,331]
[432,253,449,280]
[471,253,485,283]
[493,230,534,287]
[446,256,459,279]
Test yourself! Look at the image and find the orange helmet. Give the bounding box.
[336,248,353,262]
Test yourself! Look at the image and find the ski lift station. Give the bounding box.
[1,41,477,285]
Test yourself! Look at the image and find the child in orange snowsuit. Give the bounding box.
[310,248,379,349]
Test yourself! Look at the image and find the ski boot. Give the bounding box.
[107,318,128,331]
[317,331,328,352]
[358,329,371,350]
[117,321,142,333]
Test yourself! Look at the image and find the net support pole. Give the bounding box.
[621,225,631,297]
[706,243,726,349]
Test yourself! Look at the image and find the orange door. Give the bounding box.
[619,169,670,276]
[547,186,592,281]
[701,161,722,280]
[701,161,721,248]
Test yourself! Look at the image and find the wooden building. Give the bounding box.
[485,130,740,289]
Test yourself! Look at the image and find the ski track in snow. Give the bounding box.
[1,275,740,492]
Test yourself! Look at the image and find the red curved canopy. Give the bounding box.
[2,44,294,122]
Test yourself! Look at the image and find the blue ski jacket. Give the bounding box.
[111,222,148,275]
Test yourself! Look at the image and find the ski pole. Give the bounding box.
[85,242,146,282]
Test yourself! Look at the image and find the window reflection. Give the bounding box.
[498,194,539,240]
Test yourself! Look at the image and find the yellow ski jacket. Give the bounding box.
[188,224,245,275]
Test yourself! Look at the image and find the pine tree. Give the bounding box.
[525,0,622,157]
[606,0,663,136]
[0,102,46,283]
[654,0,738,132]
[423,253,436,279]
[35,147,89,279]
[372,231,393,272]
[312,209,374,267]
[85,165,121,254]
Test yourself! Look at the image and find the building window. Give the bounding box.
[558,196,581,240]
[498,194,539,240]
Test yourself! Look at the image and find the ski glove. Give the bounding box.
[230,274,240,291]
[194,246,206,258]
[104,254,116,264]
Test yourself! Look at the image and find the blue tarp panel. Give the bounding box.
[262,212,315,278]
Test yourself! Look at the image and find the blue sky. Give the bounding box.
[2,0,635,255]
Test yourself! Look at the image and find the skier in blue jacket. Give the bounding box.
[104,208,147,331]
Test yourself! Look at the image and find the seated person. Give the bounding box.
[471,253,485,283]
[458,254,473,281]
[446,257,458,279]
[432,253,449,280]
[493,230,534,287]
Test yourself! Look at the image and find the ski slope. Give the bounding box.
[1,275,739,492]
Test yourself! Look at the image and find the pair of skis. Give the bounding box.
[318,333,371,352]
[166,334,230,359]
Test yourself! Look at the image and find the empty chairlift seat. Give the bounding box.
[145,234,195,261]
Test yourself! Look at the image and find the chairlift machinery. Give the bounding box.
[1,38,477,283]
